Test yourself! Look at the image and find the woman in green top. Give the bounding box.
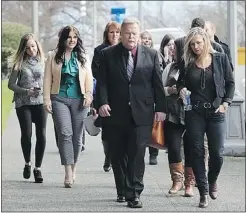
[43,26,93,188]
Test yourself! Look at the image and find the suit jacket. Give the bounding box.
[96,43,166,126]
[214,35,234,70]
[211,41,224,53]
[177,52,235,108]
[91,43,109,79]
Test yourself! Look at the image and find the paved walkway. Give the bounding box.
[2,110,245,212]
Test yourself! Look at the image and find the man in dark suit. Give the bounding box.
[96,17,166,208]
[204,20,234,70]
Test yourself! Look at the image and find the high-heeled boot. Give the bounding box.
[184,167,195,197]
[168,162,184,194]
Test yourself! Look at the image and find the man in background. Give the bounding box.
[204,20,234,70]
[140,30,160,165]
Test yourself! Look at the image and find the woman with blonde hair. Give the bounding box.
[140,30,161,166]
[91,21,120,173]
[177,27,235,208]
[8,33,47,183]
[43,25,93,188]
[140,31,153,48]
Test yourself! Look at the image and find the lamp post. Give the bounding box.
[138,1,144,31]
[80,1,87,17]
[93,1,97,47]
[227,1,238,75]
[224,1,245,157]
[32,1,39,37]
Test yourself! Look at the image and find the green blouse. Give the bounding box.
[58,52,82,98]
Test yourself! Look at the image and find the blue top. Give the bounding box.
[93,78,96,96]
[58,52,82,98]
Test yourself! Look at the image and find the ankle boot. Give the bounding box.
[184,167,195,197]
[168,162,184,194]
[199,195,209,208]
[209,182,218,199]
[103,155,111,172]
[149,155,157,165]
[102,140,111,172]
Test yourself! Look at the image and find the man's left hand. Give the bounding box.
[154,112,166,121]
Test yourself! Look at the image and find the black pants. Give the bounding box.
[105,118,152,201]
[16,104,47,167]
[148,146,159,156]
[102,140,110,159]
[185,107,225,196]
[165,121,192,167]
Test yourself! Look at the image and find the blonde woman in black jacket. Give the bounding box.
[177,27,235,208]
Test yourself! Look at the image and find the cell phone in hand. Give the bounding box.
[34,87,41,91]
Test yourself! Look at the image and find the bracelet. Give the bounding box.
[222,102,229,108]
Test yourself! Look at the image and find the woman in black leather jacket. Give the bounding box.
[177,27,235,208]
[91,21,121,172]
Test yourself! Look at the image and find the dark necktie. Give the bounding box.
[127,51,134,80]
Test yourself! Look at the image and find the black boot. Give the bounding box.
[102,140,111,172]
[149,155,157,165]
[148,147,158,165]
[199,195,209,208]
[103,156,111,172]
[23,165,31,179]
[33,169,43,183]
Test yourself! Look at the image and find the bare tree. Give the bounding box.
[237,1,245,46]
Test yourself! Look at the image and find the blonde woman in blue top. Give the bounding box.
[43,26,93,188]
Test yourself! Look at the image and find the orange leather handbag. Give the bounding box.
[149,121,166,150]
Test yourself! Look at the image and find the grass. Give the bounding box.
[2,80,14,131]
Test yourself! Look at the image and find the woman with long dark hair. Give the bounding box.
[159,34,175,67]
[162,37,195,197]
[43,25,93,188]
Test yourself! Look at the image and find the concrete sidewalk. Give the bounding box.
[1,110,245,212]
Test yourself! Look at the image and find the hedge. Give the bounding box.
[2,22,31,50]
[2,22,31,78]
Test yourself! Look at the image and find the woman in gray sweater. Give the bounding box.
[162,38,195,197]
[8,33,47,183]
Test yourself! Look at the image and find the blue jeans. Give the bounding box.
[185,107,225,195]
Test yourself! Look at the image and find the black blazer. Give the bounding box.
[96,43,166,126]
[91,43,109,79]
[214,35,234,70]
[177,52,235,108]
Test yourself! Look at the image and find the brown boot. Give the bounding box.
[184,167,195,197]
[168,162,184,194]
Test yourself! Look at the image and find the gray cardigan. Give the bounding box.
[8,58,44,108]
[162,62,185,125]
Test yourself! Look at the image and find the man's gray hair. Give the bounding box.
[121,17,140,28]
